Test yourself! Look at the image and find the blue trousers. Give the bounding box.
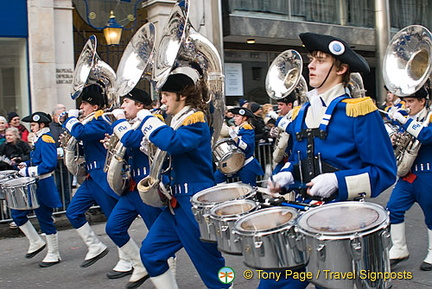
[387,172,432,229]
[11,202,56,235]
[140,196,230,288]
[105,190,162,247]
[66,177,118,228]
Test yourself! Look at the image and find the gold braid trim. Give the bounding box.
[242,123,253,130]
[94,110,104,119]
[182,111,205,126]
[42,135,55,143]
[342,97,377,117]
[291,106,301,121]
[154,114,165,122]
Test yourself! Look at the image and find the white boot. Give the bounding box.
[150,269,178,289]
[120,239,150,289]
[19,221,46,259]
[389,222,409,268]
[420,229,432,271]
[106,247,133,279]
[39,233,61,267]
[167,256,177,278]
[76,222,109,267]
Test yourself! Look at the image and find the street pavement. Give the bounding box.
[0,188,431,289]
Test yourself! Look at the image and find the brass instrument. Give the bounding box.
[102,22,156,195]
[63,35,116,179]
[265,50,307,166]
[137,0,225,207]
[383,25,432,177]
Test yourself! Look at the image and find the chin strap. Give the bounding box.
[316,61,335,89]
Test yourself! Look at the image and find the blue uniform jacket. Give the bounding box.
[235,123,264,174]
[144,110,215,196]
[64,110,118,199]
[27,129,62,208]
[281,96,397,201]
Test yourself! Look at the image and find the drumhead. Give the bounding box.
[3,177,36,187]
[234,207,298,235]
[297,202,388,236]
[0,170,18,177]
[192,183,254,205]
[210,199,257,219]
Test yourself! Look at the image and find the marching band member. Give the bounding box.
[270,92,296,174]
[267,33,397,288]
[14,112,62,267]
[105,88,163,288]
[62,84,132,274]
[386,86,432,271]
[137,66,230,289]
[214,107,264,186]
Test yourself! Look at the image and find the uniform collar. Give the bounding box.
[171,105,191,127]
[411,107,428,122]
[33,127,50,143]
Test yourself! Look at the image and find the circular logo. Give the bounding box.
[239,109,245,116]
[33,114,40,122]
[218,266,235,284]
[328,40,345,56]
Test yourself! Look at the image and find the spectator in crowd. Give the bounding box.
[50,104,72,209]
[248,102,269,143]
[8,112,29,143]
[0,127,31,171]
[0,116,7,146]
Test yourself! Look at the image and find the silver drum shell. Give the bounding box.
[296,202,392,289]
[191,183,255,242]
[210,199,259,255]
[233,206,306,270]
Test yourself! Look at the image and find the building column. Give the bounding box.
[374,0,390,105]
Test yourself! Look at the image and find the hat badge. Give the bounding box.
[329,40,345,56]
[33,114,40,122]
[239,109,245,115]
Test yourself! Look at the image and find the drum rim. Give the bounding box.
[233,206,298,236]
[209,199,258,220]
[191,183,254,205]
[296,201,389,238]
[3,176,36,187]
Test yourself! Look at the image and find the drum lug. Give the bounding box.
[350,233,363,260]
[316,242,326,261]
[253,235,263,248]
[381,229,392,249]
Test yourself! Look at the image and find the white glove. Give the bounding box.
[18,162,27,169]
[388,106,407,124]
[136,109,152,121]
[19,167,28,177]
[267,110,279,120]
[228,127,238,139]
[307,173,338,198]
[68,109,80,118]
[56,147,64,158]
[267,171,294,192]
[112,109,126,119]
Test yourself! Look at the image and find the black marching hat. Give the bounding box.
[80,84,106,107]
[22,112,52,124]
[299,32,370,73]
[228,107,255,118]
[123,88,152,106]
[161,66,201,94]
[278,91,297,104]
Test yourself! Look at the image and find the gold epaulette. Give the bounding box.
[291,106,301,120]
[429,113,432,123]
[342,97,377,117]
[154,114,165,122]
[42,135,55,143]
[94,110,104,119]
[182,111,205,126]
[242,123,253,130]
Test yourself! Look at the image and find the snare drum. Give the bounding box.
[210,199,258,255]
[213,138,245,175]
[3,177,39,210]
[233,207,305,270]
[296,201,391,289]
[191,183,255,242]
[0,170,18,200]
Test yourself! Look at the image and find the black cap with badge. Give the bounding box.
[123,88,152,106]
[299,32,370,73]
[228,107,255,118]
[22,112,52,124]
